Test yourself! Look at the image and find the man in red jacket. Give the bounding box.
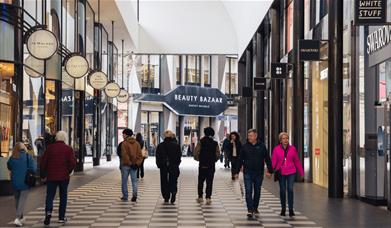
[40,131,76,225]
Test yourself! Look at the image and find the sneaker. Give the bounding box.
[196,198,204,203]
[58,218,67,224]
[131,196,137,202]
[20,215,26,223]
[289,209,295,217]
[205,198,212,205]
[120,197,128,202]
[280,208,286,216]
[247,210,253,218]
[14,218,23,227]
[44,214,51,226]
[253,209,260,214]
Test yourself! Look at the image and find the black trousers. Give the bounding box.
[137,159,145,178]
[198,166,215,199]
[231,157,240,176]
[160,167,179,200]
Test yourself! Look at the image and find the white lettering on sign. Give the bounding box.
[357,0,385,19]
[367,25,391,54]
[174,94,223,103]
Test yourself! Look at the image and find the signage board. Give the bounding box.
[355,0,387,25]
[253,77,267,91]
[104,82,121,98]
[88,71,108,90]
[271,63,288,79]
[299,40,321,61]
[24,55,44,78]
[117,89,130,103]
[366,25,391,55]
[64,54,89,78]
[26,29,58,60]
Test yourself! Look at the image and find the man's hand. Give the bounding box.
[265,172,272,179]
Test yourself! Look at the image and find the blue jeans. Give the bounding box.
[121,166,138,199]
[244,171,263,211]
[45,180,69,219]
[279,173,296,210]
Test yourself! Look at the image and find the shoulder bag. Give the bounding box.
[25,154,36,187]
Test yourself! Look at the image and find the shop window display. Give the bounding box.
[186,55,200,85]
[203,55,211,86]
[0,62,14,157]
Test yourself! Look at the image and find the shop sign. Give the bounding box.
[253,77,267,90]
[62,90,94,115]
[88,71,108,90]
[366,25,391,54]
[271,63,288,79]
[117,89,130,103]
[64,54,89,78]
[164,86,228,116]
[26,29,58,60]
[299,40,321,61]
[355,0,387,25]
[104,82,121,98]
[24,55,44,78]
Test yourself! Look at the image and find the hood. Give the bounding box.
[125,137,137,144]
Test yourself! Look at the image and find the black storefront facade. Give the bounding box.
[238,0,391,210]
[0,0,118,194]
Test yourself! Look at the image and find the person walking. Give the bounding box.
[240,129,273,218]
[119,129,143,202]
[272,132,304,217]
[227,132,242,180]
[156,130,182,204]
[40,131,76,225]
[7,142,37,227]
[222,134,230,168]
[194,127,220,205]
[136,133,146,179]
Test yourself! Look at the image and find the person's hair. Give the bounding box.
[56,131,68,142]
[204,127,215,137]
[12,142,27,158]
[229,132,240,142]
[247,129,257,134]
[164,130,175,138]
[136,133,143,142]
[278,132,289,142]
[122,128,134,137]
[45,126,51,134]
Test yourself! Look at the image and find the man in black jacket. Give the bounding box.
[240,129,273,217]
[194,127,220,205]
[156,130,182,204]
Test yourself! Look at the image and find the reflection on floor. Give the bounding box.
[4,158,321,228]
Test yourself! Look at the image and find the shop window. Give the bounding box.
[203,55,211,87]
[140,111,160,156]
[45,80,57,133]
[186,55,200,85]
[0,62,14,157]
[286,0,294,53]
[225,57,238,95]
[136,55,160,93]
[175,55,181,85]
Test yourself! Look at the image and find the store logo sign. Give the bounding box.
[24,55,44,78]
[64,54,90,78]
[366,25,391,54]
[26,29,58,60]
[117,89,130,103]
[165,86,228,116]
[299,40,321,61]
[104,82,121,98]
[271,63,288,79]
[88,71,108,90]
[355,0,387,25]
[253,77,267,91]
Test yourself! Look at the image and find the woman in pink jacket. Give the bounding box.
[272,132,304,217]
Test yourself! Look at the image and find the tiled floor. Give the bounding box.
[4,158,321,228]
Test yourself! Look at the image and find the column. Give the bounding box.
[328,0,344,198]
[256,32,265,141]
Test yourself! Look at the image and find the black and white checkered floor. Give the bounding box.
[6,158,321,228]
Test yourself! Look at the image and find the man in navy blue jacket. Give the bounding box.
[239,129,273,218]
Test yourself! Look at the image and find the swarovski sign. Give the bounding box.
[366,25,391,54]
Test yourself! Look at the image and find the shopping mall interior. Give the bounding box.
[0,0,391,227]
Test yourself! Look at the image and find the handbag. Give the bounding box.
[142,142,148,159]
[24,154,36,187]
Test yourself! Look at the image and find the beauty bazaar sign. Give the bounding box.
[355,0,387,25]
